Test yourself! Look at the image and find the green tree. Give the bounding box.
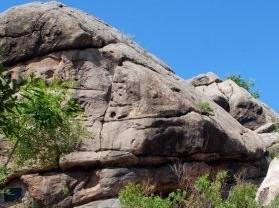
[0,64,25,133]
[0,64,26,182]
[227,74,260,98]
[1,75,87,167]
[0,61,88,185]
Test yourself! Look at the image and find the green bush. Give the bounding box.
[269,195,279,208]
[227,74,260,98]
[194,171,225,207]
[119,183,182,208]
[197,101,214,115]
[119,172,261,208]
[23,199,40,208]
[63,184,70,197]
[0,165,9,184]
[194,171,260,208]
[226,183,260,208]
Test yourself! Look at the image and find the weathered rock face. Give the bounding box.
[190,72,278,130]
[21,172,87,207]
[254,121,279,158]
[0,2,275,207]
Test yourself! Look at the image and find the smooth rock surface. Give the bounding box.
[60,150,178,170]
[257,159,279,206]
[191,72,222,87]
[260,133,279,150]
[21,172,88,207]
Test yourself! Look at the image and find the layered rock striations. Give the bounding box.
[0,2,277,207]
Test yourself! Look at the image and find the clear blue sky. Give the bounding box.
[1,1,279,112]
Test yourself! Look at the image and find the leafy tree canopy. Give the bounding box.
[0,65,88,181]
[227,74,260,98]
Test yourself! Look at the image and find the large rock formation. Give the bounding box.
[190,72,278,131]
[257,159,279,206]
[189,72,279,156]
[0,2,276,207]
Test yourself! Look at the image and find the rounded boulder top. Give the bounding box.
[0,1,171,72]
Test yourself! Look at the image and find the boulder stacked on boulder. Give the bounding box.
[190,72,278,130]
[190,72,279,157]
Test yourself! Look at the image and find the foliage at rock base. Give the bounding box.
[119,172,263,208]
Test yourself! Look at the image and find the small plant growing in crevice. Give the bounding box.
[63,184,70,197]
[268,150,279,159]
[227,74,260,98]
[197,101,214,115]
